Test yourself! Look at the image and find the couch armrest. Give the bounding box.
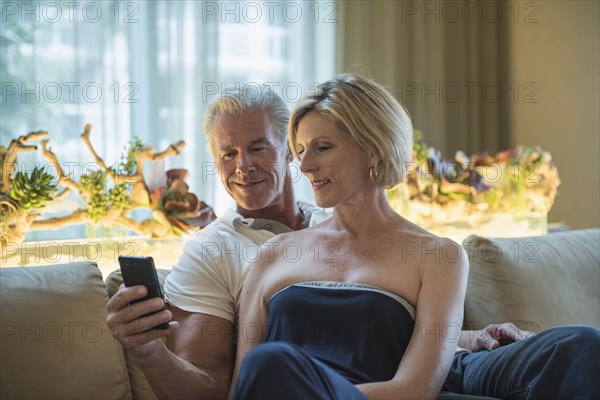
[0,261,132,399]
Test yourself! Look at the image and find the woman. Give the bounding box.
[229,74,469,399]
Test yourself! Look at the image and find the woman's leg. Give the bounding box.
[232,342,367,400]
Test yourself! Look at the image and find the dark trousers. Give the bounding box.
[233,341,366,400]
[445,325,600,399]
[234,326,600,400]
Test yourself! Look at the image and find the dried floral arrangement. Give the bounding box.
[386,131,561,226]
[0,125,215,257]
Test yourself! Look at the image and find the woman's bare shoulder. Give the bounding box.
[388,217,465,267]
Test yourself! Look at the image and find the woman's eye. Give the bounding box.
[252,146,267,153]
[318,146,331,152]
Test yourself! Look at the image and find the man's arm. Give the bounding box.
[145,307,234,399]
[107,286,234,400]
[459,323,535,352]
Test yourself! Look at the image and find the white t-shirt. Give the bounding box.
[164,202,331,322]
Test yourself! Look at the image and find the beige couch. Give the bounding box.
[1,229,598,399]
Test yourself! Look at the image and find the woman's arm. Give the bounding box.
[356,240,469,399]
[227,249,272,398]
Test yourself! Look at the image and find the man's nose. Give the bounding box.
[235,153,257,176]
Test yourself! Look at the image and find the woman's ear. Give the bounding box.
[368,152,380,170]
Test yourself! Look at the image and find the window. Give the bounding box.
[1,0,337,240]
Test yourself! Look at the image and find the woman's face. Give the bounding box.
[295,111,374,208]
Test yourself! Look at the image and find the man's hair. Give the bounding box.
[203,85,290,144]
[289,73,413,188]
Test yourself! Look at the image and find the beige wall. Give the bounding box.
[506,1,599,228]
[338,1,599,229]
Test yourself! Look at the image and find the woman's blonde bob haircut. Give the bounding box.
[289,74,413,188]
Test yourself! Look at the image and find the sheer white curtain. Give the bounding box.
[0,0,336,238]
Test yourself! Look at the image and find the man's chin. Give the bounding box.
[235,199,271,212]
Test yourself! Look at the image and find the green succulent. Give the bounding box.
[110,136,143,176]
[104,137,142,211]
[413,130,429,166]
[9,167,57,210]
[80,171,109,221]
[109,184,129,209]
[80,137,143,222]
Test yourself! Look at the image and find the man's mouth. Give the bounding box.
[312,179,331,189]
[233,180,264,188]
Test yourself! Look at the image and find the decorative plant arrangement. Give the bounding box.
[0,125,215,257]
[386,131,561,239]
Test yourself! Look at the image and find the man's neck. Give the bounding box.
[236,191,306,231]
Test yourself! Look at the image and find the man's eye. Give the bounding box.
[221,152,235,160]
[252,146,267,153]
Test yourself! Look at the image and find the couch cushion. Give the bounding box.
[105,268,171,299]
[0,262,132,400]
[463,229,600,332]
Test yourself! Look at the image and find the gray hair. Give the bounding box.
[203,84,290,144]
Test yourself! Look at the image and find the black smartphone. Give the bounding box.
[118,255,170,330]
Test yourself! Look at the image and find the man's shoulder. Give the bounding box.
[188,208,278,247]
[298,200,332,227]
[186,210,239,242]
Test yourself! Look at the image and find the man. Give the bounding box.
[107,85,598,400]
[107,86,330,399]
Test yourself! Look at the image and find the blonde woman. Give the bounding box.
[229,74,469,399]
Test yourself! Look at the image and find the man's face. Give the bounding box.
[209,108,292,213]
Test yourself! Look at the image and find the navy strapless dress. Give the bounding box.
[233,281,416,399]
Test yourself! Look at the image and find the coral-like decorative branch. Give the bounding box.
[133,140,185,178]
[29,209,89,231]
[80,124,139,184]
[1,131,48,193]
[39,139,88,198]
[1,125,216,258]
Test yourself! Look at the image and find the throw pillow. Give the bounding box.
[463,229,600,332]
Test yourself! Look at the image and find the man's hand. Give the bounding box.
[107,287,234,400]
[461,323,535,352]
[106,284,179,360]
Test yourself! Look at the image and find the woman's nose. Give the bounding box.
[299,152,316,174]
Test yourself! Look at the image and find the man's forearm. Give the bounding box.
[134,340,228,400]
